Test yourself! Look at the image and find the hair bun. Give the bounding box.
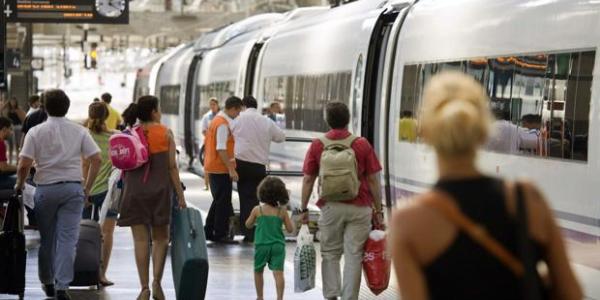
[421,71,491,156]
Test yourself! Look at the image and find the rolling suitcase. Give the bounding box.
[171,207,209,300]
[70,219,101,288]
[0,193,26,299]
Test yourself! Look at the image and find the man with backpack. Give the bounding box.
[299,102,383,300]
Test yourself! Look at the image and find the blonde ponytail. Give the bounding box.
[420,71,492,157]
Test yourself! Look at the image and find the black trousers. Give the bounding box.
[236,159,267,241]
[204,173,234,240]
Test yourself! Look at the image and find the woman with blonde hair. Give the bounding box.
[390,72,582,300]
[82,102,118,286]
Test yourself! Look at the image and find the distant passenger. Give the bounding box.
[201,98,220,136]
[203,96,243,243]
[300,102,384,300]
[245,176,294,300]
[4,97,26,163]
[101,93,123,130]
[15,89,102,300]
[267,101,285,129]
[117,96,186,300]
[0,117,17,189]
[232,96,285,242]
[399,110,418,142]
[200,98,220,190]
[390,72,582,300]
[81,102,117,287]
[26,95,41,116]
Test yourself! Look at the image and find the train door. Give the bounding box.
[362,9,400,149]
[244,43,264,97]
[183,55,202,167]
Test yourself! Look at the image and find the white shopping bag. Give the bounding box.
[294,224,316,293]
[22,182,35,209]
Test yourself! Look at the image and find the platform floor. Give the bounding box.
[3,171,399,300]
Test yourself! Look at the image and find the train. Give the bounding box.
[135,0,600,296]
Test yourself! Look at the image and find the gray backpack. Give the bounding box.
[318,135,360,202]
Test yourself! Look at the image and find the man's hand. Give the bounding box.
[14,183,23,193]
[373,209,386,230]
[229,168,239,182]
[299,208,309,224]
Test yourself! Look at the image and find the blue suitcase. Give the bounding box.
[171,207,209,300]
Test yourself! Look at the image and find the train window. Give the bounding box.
[262,71,352,133]
[159,85,180,115]
[197,81,235,117]
[398,49,596,162]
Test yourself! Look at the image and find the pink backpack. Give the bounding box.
[109,126,149,174]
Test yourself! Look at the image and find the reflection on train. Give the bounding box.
[135,1,600,295]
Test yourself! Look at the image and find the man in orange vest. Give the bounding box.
[203,96,243,243]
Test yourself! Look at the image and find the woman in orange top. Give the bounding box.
[117,96,186,300]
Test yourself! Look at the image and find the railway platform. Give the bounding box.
[5,171,400,300]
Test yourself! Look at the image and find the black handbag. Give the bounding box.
[515,183,549,300]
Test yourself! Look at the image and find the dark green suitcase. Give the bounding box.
[172,207,209,300]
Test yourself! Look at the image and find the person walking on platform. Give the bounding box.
[245,176,294,300]
[26,95,41,116]
[117,96,186,300]
[203,96,243,243]
[0,117,17,189]
[390,72,582,300]
[15,89,102,300]
[200,97,220,190]
[101,93,122,131]
[232,96,285,243]
[4,97,26,164]
[81,102,117,286]
[300,102,384,300]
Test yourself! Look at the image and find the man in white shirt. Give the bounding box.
[486,110,521,154]
[15,89,102,300]
[201,98,220,135]
[232,96,285,242]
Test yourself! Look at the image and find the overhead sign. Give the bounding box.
[4,0,129,24]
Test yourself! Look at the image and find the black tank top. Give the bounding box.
[425,176,544,300]
[8,111,20,125]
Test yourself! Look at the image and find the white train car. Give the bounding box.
[154,44,195,155]
[254,0,408,188]
[386,0,600,296]
[187,13,285,170]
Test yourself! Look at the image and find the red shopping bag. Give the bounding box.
[362,229,390,295]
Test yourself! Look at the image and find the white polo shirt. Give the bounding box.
[20,116,100,185]
[231,108,285,165]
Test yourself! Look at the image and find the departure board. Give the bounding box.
[4,0,129,24]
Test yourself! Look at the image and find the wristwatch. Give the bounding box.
[300,208,309,213]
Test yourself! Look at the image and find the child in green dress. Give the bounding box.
[245,176,295,300]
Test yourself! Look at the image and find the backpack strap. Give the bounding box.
[420,191,525,277]
[319,134,358,150]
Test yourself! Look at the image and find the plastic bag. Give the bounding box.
[99,169,122,224]
[362,229,391,295]
[294,224,316,293]
[22,183,35,210]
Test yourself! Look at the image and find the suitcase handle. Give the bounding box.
[186,209,197,239]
